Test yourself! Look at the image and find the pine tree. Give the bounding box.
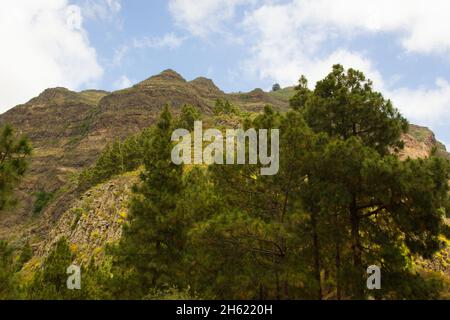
[187,108,323,299]
[78,128,152,191]
[292,65,408,155]
[112,106,185,297]
[289,75,310,111]
[17,242,33,271]
[0,241,16,299]
[28,238,75,299]
[293,65,449,299]
[177,104,202,131]
[0,124,32,211]
[272,83,281,92]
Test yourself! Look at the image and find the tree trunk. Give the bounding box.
[311,213,323,300]
[350,195,364,299]
[334,212,342,300]
[275,271,281,300]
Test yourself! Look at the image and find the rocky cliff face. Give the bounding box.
[0,88,109,239]
[0,69,448,270]
[0,69,295,238]
[34,172,138,265]
[399,124,449,160]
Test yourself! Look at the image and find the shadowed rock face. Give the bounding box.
[0,69,448,245]
[0,69,293,239]
[189,77,226,99]
[90,70,216,144]
[0,88,110,239]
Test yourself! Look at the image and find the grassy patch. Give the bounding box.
[33,191,55,215]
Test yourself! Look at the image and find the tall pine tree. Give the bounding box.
[112,106,185,297]
[293,65,449,299]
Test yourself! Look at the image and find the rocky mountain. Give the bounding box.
[0,69,448,269]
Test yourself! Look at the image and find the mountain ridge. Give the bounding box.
[0,68,448,249]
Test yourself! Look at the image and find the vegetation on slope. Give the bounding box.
[0,66,449,300]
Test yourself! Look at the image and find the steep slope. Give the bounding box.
[0,69,291,240]
[230,88,290,112]
[190,76,227,100]
[399,124,450,160]
[0,69,448,255]
[88,70,218,144]
[0,88,109,237]
[33,172,138,265]
[267,86,296,104]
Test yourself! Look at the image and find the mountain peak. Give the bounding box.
[190,77,224,96]
[29,87,76,104]
[191,76,214,83]
[160,68,184,78]
[139,69,186,85]
[21,87,108,107]
[38,87,72,97]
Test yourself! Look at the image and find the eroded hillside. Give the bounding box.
[0,69,448,278]
[0,70,294,239]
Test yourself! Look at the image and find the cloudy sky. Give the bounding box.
[1,0,450,147]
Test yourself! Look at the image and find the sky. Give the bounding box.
[1,0,450,147]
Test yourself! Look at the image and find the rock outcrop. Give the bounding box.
[0,69,448,274]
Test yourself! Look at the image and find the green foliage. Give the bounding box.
[214,99,241,116]
[302,136,448,298]
[183,109,325,299]
[79,104,202,192]
[27,238,74,299]
[290,65,448,299]
[16,242,33,271]
[0,241,17,299]
[272,83,281,92]
[143,286,199,300]
[289,75,310,111]
[177,104,202,131]
[268,86,296,103]
[290,65,408,155]
[105,66,448,300]
[78,128,152,191]
[443,224,450,239]
[33,190,54,214]
[0,124,32,211]
[112,106,186,298]
[5,65,447,301]
[25,238,113,299]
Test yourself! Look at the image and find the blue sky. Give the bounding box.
[1,0,449,147]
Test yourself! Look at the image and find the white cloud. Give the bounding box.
[241,2,384,89]
[388,79,450,126]
[133,33,185,50]
[168,0,450,54]
[284,0,450,55]
[80,0,121,21]
[0,0,103,112]
[168,0,255,37]
[113,75,133,89]
[168,0,450,135]
[109,33,184,68]
[239,0,450,129]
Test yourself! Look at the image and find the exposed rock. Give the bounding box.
[138,69,187,85]
[0,68,448,266]
[399,124,449,160]
[34,172,138,266]
[190,77,225,100]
